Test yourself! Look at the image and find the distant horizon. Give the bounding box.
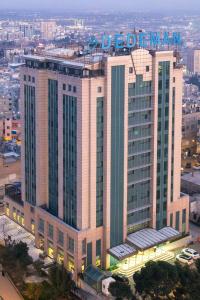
[1,0,200,14]
[0,8,199,17]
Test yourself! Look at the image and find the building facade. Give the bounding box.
[5,48,189,279]
[187,49,200,74]
[40,21,56,40]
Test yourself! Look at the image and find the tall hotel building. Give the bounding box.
[5,47,189,279]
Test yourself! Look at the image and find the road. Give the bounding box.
[0,272,23,300]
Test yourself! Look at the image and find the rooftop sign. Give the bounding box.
[88,32,182,50]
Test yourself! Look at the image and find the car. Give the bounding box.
[182,248,200,259]
[193,165,200,170]
[176,254,193,265]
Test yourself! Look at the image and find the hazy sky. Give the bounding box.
[0,0,200,11]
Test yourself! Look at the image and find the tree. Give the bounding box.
[0,241,32,268]
[175,262,200,300]
[23,281,55,300]
[0,241,33,288]
[108,280,133,300]
[133,260,179,298]
[48,264,76,299]
[12,241,33,267]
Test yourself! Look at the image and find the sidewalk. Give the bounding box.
[0,272,23,300]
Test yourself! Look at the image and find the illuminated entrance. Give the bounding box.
[108,227,180,276]
[109,246,174,277]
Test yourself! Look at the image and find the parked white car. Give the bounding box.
[176,254,193,265]
[182,248,200,260]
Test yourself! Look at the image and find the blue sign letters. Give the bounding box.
[88,32,182,51]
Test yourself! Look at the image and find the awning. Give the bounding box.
[108,243,137,261]
[126,226,180,251]
[158,226,181,239]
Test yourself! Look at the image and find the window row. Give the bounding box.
[24,75,35,83]
[63,84,77,93]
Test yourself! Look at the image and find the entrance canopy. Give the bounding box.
[108,226,181,260]
[108,243,137,261]
[83,265,106,292]
[127,226,180,251]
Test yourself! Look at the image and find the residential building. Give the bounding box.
[40,21,56,40]
[187,49,200,74]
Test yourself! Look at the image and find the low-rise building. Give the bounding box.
[181,172,200,194]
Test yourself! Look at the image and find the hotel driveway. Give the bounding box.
[0,272,23,300]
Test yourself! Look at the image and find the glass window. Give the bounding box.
[82,239,86,255]
[96,239,101,267]
[73,86,76,93]
[58,230,64,246]
[170,213,173,227]
[30,206,35,213]
[176,211,180,231]
[129,67,133,74]
[97,86,102,93]
[146,66,150,72]
[68,237,75,253]
[182,208,186,224]
[63,84,66,90]
[24,75,26,81]
[32,77,35,83]
[68,84,72,91]
[38,218,44,233]
[48,224,54,239]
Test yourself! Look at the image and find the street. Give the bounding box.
[0,272,23,300]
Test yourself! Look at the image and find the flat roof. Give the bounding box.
[126,227,180,251]
[181,172,200,186]
[108,243,137,261]
[24,54,85,68]
[158,226,181,239]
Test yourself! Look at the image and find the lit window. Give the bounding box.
[47,241,54,259]
[57,249,64,264]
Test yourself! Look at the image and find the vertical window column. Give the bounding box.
[96,97,104,227]
[48,79,58,216]
[63,95,77,228]
[156,61,170,229]
[24,85,36,206]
